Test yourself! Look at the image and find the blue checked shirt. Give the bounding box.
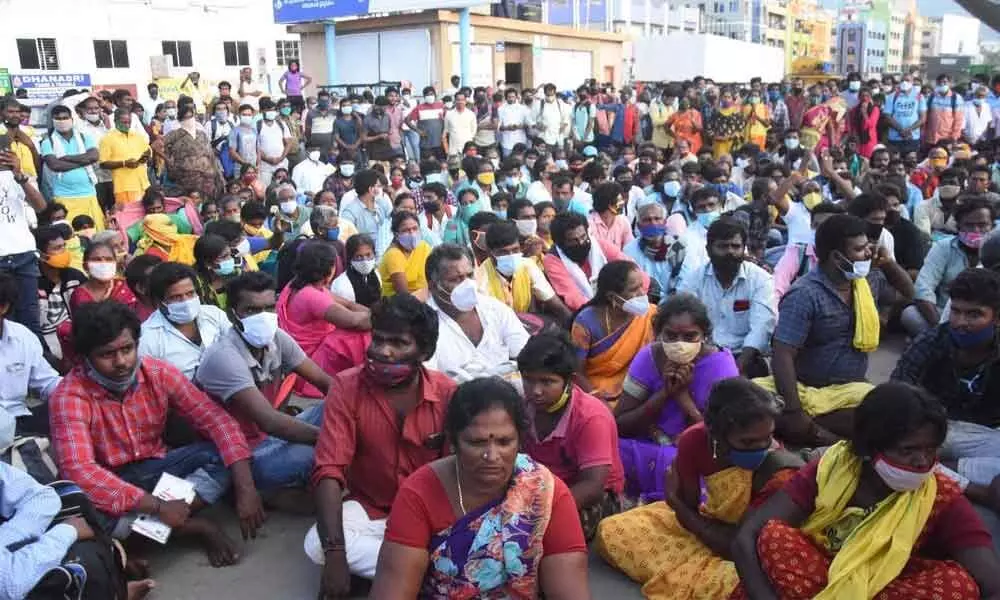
[677,260,777,355]
[774,268,887,387]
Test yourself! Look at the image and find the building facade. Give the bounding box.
[928,14,980,57]
[0,0,299,100]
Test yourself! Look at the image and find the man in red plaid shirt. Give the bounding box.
[49,301,265,568]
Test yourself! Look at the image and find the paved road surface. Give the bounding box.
[145,337,908,599]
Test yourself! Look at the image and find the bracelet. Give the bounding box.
[322,540,346,554]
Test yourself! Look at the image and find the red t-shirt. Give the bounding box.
[385,461,587,556]
[782,460,993,555]
[524,386,625,495]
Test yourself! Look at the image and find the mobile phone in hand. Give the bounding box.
[0,135,12,171]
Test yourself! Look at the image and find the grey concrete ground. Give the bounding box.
[144,337,908,600]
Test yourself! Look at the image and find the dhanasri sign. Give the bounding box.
[10,73,91,101]
[273,0,490,23]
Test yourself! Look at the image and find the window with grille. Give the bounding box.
[223,41,250,67]
[17,38,59,70]
[94,40,130,69]
[275,40,301,66]
[162,40,193,68]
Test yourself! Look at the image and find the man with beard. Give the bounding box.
[677,217,776,377]
[307,294,456,596]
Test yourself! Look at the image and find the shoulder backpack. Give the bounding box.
[925,92,957,123]
[211,120,236,179]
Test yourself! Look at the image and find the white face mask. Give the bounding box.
[620,294,650,316]
[342,106,354,115]
[87,261,117,281]
[351,258,377,275]
[899,81,913,92]
[166,108,178,118]
[445,278,478,312]
[445,101,454,109]
[424,95,436,104]
[84,113,102,124]
[240,115,254,126]
[514,218,538,237]
[280,199,298,215]
[495,253,523,277]
[53,119,74,133]
[308,150,321,162]
[837,253,871,280]
[873,456,934,492]
[163,296,201,325]
[238,312,278,348]
[264,110,278,121]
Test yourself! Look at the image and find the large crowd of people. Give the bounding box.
[5,65,1000,599]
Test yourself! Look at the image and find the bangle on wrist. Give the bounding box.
[321,538,345,554]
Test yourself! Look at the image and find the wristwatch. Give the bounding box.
[13,172,28,185]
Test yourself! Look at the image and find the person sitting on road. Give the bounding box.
[753,214,914,446]
[542,212,640,312]
[306,295,457,595]
[276,243,371,397]
[379,211,432,299]
[730,382,1000,600]
[519,332,626,540]
[196,271,334,512]
[477,220,571,322]
[598,378,802,600]
[677,216,776,378]
[425,243,529,378]
[49,300,264,567]
[893,268,1000,514]
[570,260,656,405]
[623,202,686,300]
[903,197,994,336]
[370,377,590,599]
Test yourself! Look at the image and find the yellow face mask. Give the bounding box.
[803,192,823,211]
[477,172,496,186]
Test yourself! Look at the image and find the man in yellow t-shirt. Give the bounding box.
[98,109,151,207]
[1,99,40,177]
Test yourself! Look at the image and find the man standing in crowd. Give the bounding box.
[40,105,104,230]
[443,91,476,158]
[404,86,446,160]
[0,147,47,336]
[99,108,151,207]
[257,99,293,187]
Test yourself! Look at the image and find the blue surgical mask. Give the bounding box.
[639,223,667,239]
[949,323,996,348]
[84,358,139,394]
[425,172,445,185]
[495,209,507,220]
[729,447,770,470]
[696,210,721,228]
[215,258,235,276]
[163,296,201,325]
[398,232,421,250]
[663,180,682,197]
[326,227,340,241]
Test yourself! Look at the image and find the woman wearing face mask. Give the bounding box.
[70,242,137,314]
[570,260,656,405]
[193,234,236,309]
[740,90,772,148]
[588,181,635,251]
[161,103,223,201]
[706,89,745,159]
[379,211,432,298]
[331,234,382,307]
[847,88,881,160]
[800,87,847,154]
[277,241,372,398]
[731,382,1000,600]
[442,188,483,246]
[35,225,87,358]
[611,293,739,502]
[667,98,703,156]
[599,378,802,599]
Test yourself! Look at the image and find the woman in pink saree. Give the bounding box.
[276,241,372,397]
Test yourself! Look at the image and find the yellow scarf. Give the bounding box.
[481,258,533,313]
[802,442,937,600]
[136,214,197,265]
[851,278,880,352]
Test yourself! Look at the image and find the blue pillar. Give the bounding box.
[459,8,471,87]
[324,21,338,86]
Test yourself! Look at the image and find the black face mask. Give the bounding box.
[562,242,591,263]
[711,254,744,274]
[867,222,884,242]
[884,210,901,227]
[424,200,440,213]
[4,118,20,129]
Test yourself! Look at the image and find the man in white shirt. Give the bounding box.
[256,99,292,187]
[292,146,336,195]
[238,67,265,112]
[137,263,230,382]
[965,85,993,145]
[497,88,531,158]
[443,91,477,157]
[0,151,47,338]
[536,83,570,147]
[425,244,529,379]
[0,272,61,435]
[676,217,777,377]
[140,82,161,125]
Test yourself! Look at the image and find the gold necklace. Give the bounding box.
[455,459,467,515]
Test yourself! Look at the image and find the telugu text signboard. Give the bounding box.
[273,0,492,23]
[10,73,91,101]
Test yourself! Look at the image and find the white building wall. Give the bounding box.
[933,14,980,56]
[0,0,300,92]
